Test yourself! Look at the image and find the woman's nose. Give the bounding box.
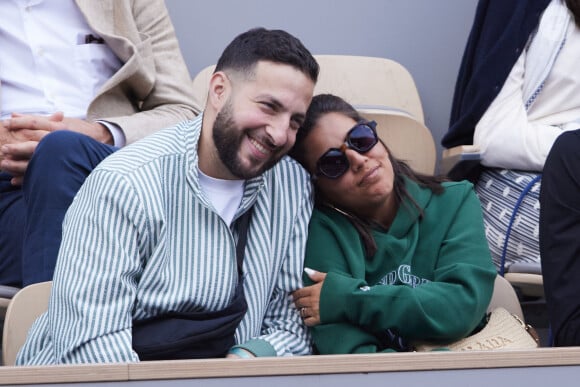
[345,148,366,171]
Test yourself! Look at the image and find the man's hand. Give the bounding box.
[226,347,255,359]
[60,117,113,145]
[0,112,58,185]
[0,112,112,186]
[7,112,113,144]
[1,141,42,186]
[0,114,52,154]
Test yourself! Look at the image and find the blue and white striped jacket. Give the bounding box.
[17,114,313,364]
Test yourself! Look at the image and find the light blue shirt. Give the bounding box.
[17,114,313,364]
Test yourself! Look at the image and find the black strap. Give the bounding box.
[235,209,253,277]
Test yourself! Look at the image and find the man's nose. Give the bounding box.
[266,117,291,147]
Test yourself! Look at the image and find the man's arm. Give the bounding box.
[46,169,145,363]
[473,52,562,171]
[233,177,314,357]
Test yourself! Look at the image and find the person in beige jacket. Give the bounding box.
[0,0,199,287]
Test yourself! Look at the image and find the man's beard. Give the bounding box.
[212,101,283,179]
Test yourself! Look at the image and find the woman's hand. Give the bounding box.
[292,268,327,326]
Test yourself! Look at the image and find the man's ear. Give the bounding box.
[207,71,230,110]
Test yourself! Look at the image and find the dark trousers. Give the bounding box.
[0,131,117,287]
[540,128,580,346]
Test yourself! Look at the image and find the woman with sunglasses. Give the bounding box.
[290,94,496,354]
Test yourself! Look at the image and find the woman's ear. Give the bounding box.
[207,71,230,110]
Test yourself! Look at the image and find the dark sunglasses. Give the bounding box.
[315,120,378,179]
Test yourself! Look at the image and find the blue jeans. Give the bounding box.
[0,131,117,286]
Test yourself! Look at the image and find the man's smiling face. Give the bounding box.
[211,61,315,179]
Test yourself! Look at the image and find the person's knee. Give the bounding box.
[25,131,100,190]
[25,130,116,191]
[34,131,90,160]
[30,130,109,173]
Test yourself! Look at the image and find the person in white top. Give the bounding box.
[0,0,199,287]
[474,1,580,171]
[445,0,580,273]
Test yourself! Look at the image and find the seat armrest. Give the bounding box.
[440,145,481,175]
[503,273,544,298]
[0,286,20,299]
[503,262,544,298]
[507,262,542,275]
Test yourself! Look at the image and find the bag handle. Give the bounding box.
[499,174,541,276]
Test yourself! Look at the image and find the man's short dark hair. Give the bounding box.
[215,27,319,83]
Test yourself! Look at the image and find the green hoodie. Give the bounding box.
[304,179,496,354]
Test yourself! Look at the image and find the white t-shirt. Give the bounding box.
[198,168,244,226]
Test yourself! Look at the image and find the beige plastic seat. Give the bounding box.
[488,275,524,321]
[311,55,424,123]
[2,281,52,366]
[190,63,214,111]
[504,272,544,298]
[192,54,425,120]
[440,144,481,176]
